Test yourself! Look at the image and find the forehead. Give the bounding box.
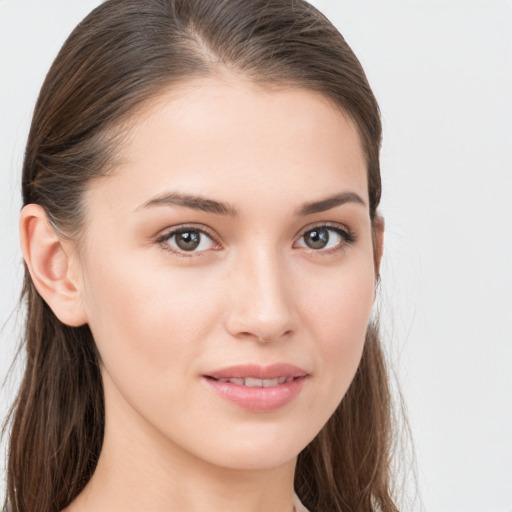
[88,76,368,217]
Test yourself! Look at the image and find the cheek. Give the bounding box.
[81,251,223,381]
[304,252,375,333]
[298,253,375,400]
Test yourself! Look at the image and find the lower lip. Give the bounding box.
[203,376,307,413]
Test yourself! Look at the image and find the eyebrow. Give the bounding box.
[137,190,366,216]
[295,191,366,216]
[138,192,239,216]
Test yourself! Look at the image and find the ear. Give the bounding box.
[20,204,88,327]
[372,214,385,278]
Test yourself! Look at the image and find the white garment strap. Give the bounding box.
[293,492,310,512]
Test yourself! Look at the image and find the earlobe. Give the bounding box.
[20,204,88,327]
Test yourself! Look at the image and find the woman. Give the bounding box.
[3,0,397,511]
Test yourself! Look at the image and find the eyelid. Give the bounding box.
[294,221,352,239]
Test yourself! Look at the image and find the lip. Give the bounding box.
[203,364,309,413]
[206,363,308,380]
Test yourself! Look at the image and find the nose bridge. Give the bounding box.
[226,242,295,342]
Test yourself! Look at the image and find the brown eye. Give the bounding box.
[161,228,217,254]
[303,228,330,249]
[296,225,354,252]
[175,230,201,251]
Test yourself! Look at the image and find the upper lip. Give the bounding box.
[205,363,309,380]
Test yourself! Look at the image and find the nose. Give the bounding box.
[224,246,297,343]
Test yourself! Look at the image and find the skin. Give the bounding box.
[21,76,382,512]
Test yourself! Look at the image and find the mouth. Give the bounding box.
[205,363,309,381]
[207,376,296,387]
[203,364,309,412]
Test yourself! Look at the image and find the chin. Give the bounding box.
[181,421,321,472]
[206,446,300,471]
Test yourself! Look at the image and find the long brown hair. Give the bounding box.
[3,1,397,511]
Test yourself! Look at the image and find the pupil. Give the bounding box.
[305,228,329,249]
[176,230,200,251]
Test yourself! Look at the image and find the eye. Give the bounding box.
[157,227,218,255]
[295,225,355,252]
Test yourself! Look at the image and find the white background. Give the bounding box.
[1,1,511,511]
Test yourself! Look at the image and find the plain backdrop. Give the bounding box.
[1,1,511,511]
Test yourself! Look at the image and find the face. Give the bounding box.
[77,77,378,471]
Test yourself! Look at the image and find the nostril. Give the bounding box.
[255,329,293,344]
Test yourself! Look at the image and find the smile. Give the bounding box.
[203,364,309,412]
[212,376,293,387]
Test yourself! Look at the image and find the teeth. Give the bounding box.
[245,377,264,387]
[218,377,295,387]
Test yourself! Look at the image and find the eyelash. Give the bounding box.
[155,223,356,258]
